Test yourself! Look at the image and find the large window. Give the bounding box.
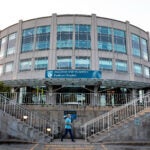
[97,26,112,51]
[4,62,13,73]
[0,65,3,75]
[116,60,128,72]
[99,58,112,70]
[0,37,7,58]
[141,38,148,61]
[57,57,72,69]
[36,26,50,50]
[75,56,90,69]
[75,25,91,49]
[57,25,73,49]
[7,33,17,56]
[34,57,48,70]
[134,63,142,76]
[132,34,140,57]
[114,29,126,53]
[20,59,32,71]
[21,28,35,52]
[144,66,150,78]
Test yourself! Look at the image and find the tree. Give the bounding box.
[0,81,11,92]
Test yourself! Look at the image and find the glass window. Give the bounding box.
[34,57,48,70]
[0,39,1,52]
[57,57,72,69]
[0,37,7,58]
[144,66,150,78]
[116,60,128,72]
[141,38,148,61]
[4,62,13,73]
[36,26,50,50]
[21,28,35,52]
[97,26,112,51]
[75,25,91,49]
[132,34,140,57]
[20,59,32,71]
[114,29,126,53]
[7,33,17,56]
[99,58,112,70]
[0,65,3,75]
[75,56,90,69]
[134,63,142,76]
[57,25,73,49]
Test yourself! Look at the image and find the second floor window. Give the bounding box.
[57,57,72,69]
[75,56,90,69]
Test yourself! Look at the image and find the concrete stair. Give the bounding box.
[40,139,95,150]
[44,143,95,150]
[0,110,52,143]
[87,107,150,143]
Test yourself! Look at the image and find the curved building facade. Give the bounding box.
[0,14,150,104]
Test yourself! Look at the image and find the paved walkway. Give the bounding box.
[0,139,150,150]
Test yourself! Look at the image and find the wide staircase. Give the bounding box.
[80,93,150,143]
[0,92,150,148]
[0,94,53,143]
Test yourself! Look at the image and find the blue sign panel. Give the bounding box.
[45,70,101,79]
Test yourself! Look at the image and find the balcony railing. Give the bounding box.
[0,92,136,106]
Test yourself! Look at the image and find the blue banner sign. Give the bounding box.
[45,70,101,79]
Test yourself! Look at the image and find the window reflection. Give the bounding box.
[99,58,112,70]
[116,60,128,72]
[20,59,32,71]
[75,56,90,69]
[97,26,112,51]
[75,25,91,49]
[57,25,73,49]
[132,34,140,57]
[134,63,142,76]
[141,38,148,61]
[114,29,126,53]
[0,65,3,76]
[21,28,35,52]
[0,37,7,58]
[144,66,150,78]
[5,62,13,73]
[7,33,16,56]
[36,26,50,50]
[34,57,48,70]
[57,57,72,69]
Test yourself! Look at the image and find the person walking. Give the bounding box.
[61,114,75,142]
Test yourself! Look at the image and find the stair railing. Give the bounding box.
[0,94,54,139]
[80,93,150,141]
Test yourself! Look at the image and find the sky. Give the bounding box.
[0,0,150,32]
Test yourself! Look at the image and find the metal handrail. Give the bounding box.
[80,93,150,141]
[0,94,53,139]
[0,92,137,106]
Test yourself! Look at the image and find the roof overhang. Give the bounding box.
[3,78,150,89]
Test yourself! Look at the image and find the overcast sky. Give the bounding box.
[1,0,150,32]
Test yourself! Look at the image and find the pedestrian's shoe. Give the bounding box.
[72,139,75,142]
[61,138,63,142]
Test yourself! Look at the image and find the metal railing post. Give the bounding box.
[107,112,109,131]
[4,97,6,113]
[134,99,137,117]
[85,125,87,141]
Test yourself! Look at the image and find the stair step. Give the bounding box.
[45,145,95,150]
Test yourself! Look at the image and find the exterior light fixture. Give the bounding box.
[46,128,51,132]
[23,115,28,120]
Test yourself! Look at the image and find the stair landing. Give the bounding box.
[46,139,95,150]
